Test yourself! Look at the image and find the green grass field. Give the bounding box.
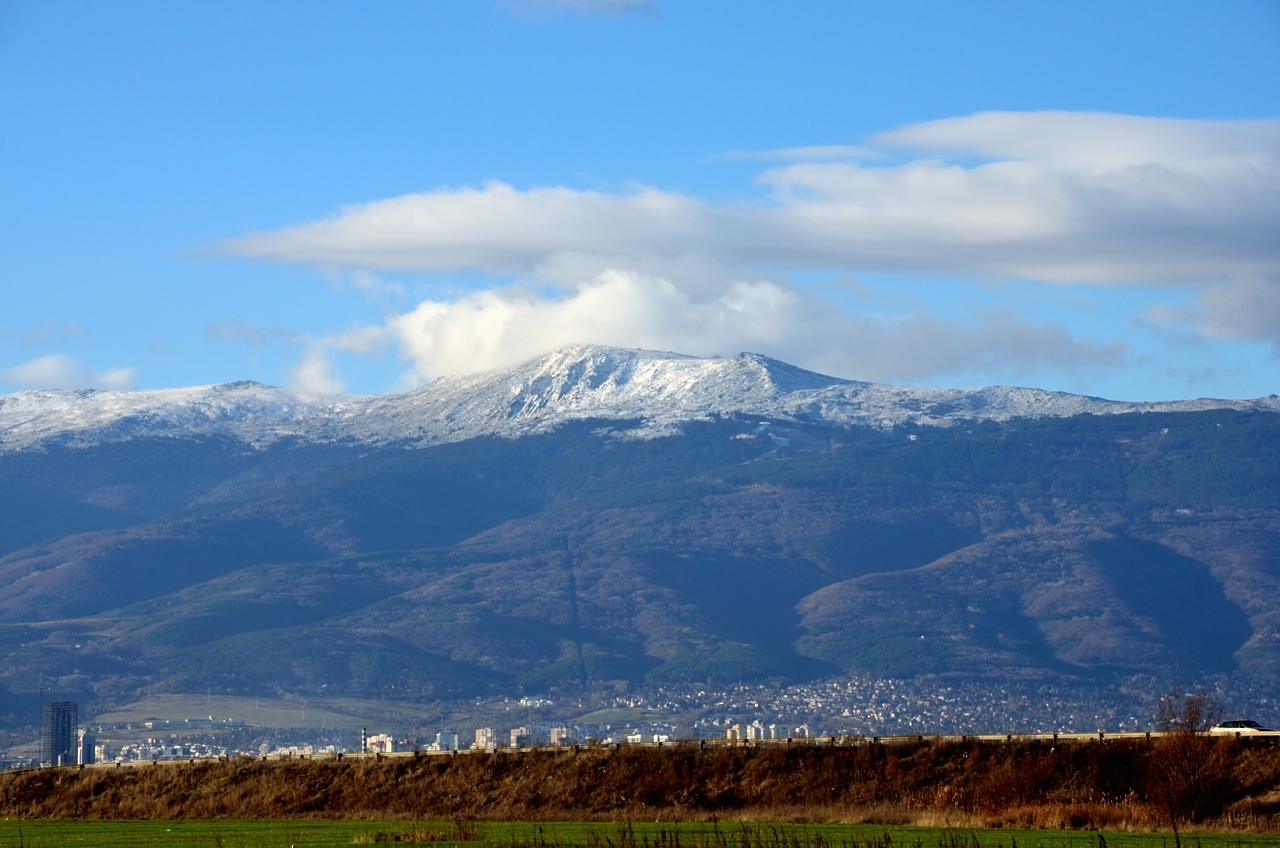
[0,820,1277,848]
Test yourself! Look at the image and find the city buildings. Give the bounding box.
[77,730,95,765]
[366,733,395,753]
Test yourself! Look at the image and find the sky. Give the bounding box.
[1,1,1278,401]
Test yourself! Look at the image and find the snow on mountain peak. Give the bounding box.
[1,345,1277,453]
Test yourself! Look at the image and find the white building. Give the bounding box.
[367,733,395,753]
[549,726,573,746]
[509,727,532,748]
[472,727,497,750]
[77,730,96,765]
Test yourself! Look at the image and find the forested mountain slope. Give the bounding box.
[1,348,1278,723]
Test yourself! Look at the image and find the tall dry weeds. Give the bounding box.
[1,739,1278,829]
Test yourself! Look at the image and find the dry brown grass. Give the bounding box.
[3,738,1280,829]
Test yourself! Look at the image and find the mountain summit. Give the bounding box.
[2,344,1277,452]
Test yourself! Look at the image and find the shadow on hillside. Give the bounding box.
[824,516,982,579]
[1093,535,1251,672]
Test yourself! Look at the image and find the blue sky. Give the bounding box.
[1,1,1278,400]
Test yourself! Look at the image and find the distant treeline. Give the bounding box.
[4,738,1280,831]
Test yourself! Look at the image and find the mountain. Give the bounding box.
[1,345,1279,725]
[3,345,1277,453]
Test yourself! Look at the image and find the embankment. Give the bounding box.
[4,739,1280,829]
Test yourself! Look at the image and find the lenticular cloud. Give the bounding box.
[224,111,1280,286]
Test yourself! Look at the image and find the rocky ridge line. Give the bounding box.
[1,344,1276,452]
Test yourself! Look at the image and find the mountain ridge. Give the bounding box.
[3,344,1278,453]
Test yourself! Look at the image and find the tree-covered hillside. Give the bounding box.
[0,410,1277,723]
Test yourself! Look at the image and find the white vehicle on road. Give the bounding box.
[1210,720,1272,735]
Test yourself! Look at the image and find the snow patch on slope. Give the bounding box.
[1,345,1277,452]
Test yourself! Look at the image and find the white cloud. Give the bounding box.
[377,270,1122,383]
[225,182,714,276]
[222,112,1280,286]
[290,349,345,395]
[221,111,1276,389]
[874,112,1280,166]
[0,354,135,391]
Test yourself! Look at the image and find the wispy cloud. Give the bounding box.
[289,325,389,395]
[351,270,406,297]
[20,322,90,345]
[205,318,386,394]
[0,354,135,390]
[205,319,277,348]
[1146,276,1280,354]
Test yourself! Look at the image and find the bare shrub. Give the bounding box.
[1148,688,1232,847]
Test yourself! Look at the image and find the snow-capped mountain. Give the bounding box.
[1,345,1277,452]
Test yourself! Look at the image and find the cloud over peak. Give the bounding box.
[351,270,1122,385]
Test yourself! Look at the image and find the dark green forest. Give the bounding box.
[0,410,1278,720]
